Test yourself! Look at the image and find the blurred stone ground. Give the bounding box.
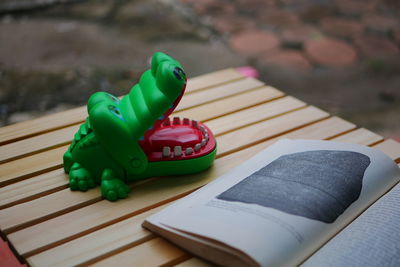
[0,0,399,140]
[171,0,400,140]
[0,0,246,124]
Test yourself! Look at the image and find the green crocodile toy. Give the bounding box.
[63,52,217,201]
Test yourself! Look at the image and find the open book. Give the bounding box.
[143,139,400,266]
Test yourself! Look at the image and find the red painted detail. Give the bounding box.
[0,238,25,267]
[139,120,216,162]
[148,126,202,149]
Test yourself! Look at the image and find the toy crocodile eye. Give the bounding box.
[107,94,120,103]
[173,67,185,81]
[108,105,124,120]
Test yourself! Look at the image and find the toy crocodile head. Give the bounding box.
[84,52,216,178]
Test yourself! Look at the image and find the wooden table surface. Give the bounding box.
[1,69,400,267]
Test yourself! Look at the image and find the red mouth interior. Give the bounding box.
[138,81,215,161]
[139,117,216,161]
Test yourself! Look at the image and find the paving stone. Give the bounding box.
[229,30,280,56]
[281,25,321,48]
[363,14,399,35]
[375,3,400,15]
[236,0,276,15]
[213,15,256,34]
[237,0,275,8]
[43,0,113,19]
[258,8,300,28]
[261,49,312,71]
[321,17,364,38]
[335,0,376,17]
[394,29,400,45]
[353,35,399,58]
[300,5,336,23]
[305,37,357,67]
[280,0,334,13]
[192,0,235,16]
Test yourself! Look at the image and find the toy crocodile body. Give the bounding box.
[63,52,217,201]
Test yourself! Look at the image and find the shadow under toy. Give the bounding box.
[63,52,217,201]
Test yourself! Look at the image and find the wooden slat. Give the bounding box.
[7,152,237,256]
[174,86,284,122]
[216,106,329,156]
[207,96,306,136]
[185,68,244,93]
[0,87,286,206]
[91,237,190,267]
[373,139,400,162]
[0,87,288,202]
[0,187,101,234]
[0,145,67,187]
[0,103,318,233]
[0,169,67,209]
[0,125,79,164]
[213,117,357,169]
[0,69,243,145]
[27,205,166,267]
[0,107,86,146]
[175,78,264,111]
[276,117,355,142]
[7,116,350,257]
[0,78,266,164]
[0,119,382,245]
[77,124,397,267]
[329,128,383,145]
[0,155,256,254]
[24,117,356,267]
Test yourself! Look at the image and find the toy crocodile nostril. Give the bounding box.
[63,52,217,201]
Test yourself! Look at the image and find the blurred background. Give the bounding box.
[0,0,399,140]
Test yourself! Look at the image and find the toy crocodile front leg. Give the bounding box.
[100,169,130,201]
[69,162,96,191]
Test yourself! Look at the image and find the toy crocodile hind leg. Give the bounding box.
[64,52,217,201]
[100,169,130,201]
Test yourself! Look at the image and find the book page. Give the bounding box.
[303,181,400,267]
[145,139,400,266]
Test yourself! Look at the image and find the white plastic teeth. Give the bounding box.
[185,147,193,155]
[159,117,212,159]
[201,138,207,147]
[162,147,171,157]
[174,146,182,156]
[163,146,197,157]
[173,117,180,125]
[194,143,201,152]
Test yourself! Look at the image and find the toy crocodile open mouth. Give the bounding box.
[140,115,216,161]
[64,52,217,201]
[133,56,216,162]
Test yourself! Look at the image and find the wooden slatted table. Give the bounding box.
[1,69,400,267]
